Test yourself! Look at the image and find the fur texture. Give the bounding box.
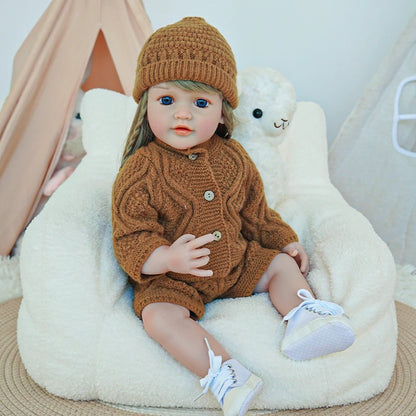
[234,67,296,208]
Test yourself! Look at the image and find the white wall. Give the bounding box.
[1,0,416,145]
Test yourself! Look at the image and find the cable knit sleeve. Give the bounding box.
[111,153,170,283]
[239,148,298,250]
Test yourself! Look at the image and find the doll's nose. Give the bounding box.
[174,107,192,120]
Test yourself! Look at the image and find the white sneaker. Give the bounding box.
[281,289,355,360]
[197,339,263,416]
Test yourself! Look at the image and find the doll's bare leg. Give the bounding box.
[142,302,230,378]
[142,302,264,412]
[253,253,314,316]
[254,253,355,360]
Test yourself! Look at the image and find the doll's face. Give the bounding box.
[147,82,224,150]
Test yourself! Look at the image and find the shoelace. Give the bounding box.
[194,338,236,404]
[283,289,345,323]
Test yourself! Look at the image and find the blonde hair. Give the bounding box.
[120,80,235,167]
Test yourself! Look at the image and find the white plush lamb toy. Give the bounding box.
[233,66,296,208]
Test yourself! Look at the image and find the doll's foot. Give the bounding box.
[281,289,355,360]
[197,339,263,416]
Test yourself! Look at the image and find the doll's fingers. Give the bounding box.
[190,233,215,248]
[300,256,310,275]
[190,268,213,277]
[191,256,210,268]
[282,247,298,258]
[192,248,211,258]
[292,252,303,271]
[174,234,196,245]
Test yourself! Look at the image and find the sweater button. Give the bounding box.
[212,230,222,241]
[204,190,215,201]
[188,153,198,161]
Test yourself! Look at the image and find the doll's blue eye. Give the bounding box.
[160,96,173,105]
[195,99,209,108]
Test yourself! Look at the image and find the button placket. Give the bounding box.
[187,149,222,244]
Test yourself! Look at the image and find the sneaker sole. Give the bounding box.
[238,377,263,416]
[282,316,355,360]
[222,374,263,416]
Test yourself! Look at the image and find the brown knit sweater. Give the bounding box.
[112,134,298,300]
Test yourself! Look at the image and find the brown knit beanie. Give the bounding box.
[133,17,238,108]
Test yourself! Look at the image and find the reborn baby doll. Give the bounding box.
[111,17,354,416]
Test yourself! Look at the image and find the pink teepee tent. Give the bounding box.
[0,0,153,255]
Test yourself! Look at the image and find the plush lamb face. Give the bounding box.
[233,67,297,208]
[233,67,296,146]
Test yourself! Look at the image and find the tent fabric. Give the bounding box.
[0,0,153,256]
[329,12,416,266]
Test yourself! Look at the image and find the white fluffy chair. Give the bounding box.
[17,87,397,411]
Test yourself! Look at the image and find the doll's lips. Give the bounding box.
[173,126,192,136]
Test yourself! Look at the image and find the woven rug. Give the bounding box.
[1,297,415,415]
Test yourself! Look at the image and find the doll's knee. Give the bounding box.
[255,253,298,293]
[273,252,298,272]
[142,302,190,340]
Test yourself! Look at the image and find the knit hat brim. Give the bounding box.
[132,17,238,108]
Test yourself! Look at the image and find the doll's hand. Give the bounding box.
[282,242,310,277]
[165,234,215,277]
